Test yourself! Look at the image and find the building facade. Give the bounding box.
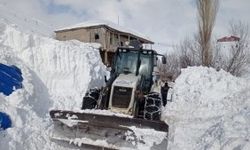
[55,21,154,66]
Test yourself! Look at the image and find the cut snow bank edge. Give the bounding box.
[162,66,250,150]
[0,21,107,110]
[0,20,107,150]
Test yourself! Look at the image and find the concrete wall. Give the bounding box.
[56,28,90,42]
[55,26,152,65]
[55,27,108,49]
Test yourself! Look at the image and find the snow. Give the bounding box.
[77,109,133,118]
[69,137,119,149]
[0,18,107,149]
[55,20,153,43]
[125,126,168,150]
[1,21,107,111]
[67,126,167,150]
[57,119,88,128]
[162,66,250,150]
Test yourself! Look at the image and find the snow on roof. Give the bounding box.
[55,20,153,43]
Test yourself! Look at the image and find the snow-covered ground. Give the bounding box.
[0,6,250,150]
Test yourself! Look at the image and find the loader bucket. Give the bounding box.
[49,110,168,150]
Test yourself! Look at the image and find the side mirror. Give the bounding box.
[162,56,167,64]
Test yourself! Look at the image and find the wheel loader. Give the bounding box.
[50,42,170,150]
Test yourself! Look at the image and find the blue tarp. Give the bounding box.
[0,63,23,96]
[0,112,12,130]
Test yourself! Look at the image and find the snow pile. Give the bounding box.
[0,21,107,110]
[125,126,167,150]
[163,66,250,150]
[70,137,120,149]
[0,19,107,149]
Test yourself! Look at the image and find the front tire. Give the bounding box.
[82,88,100,109]
[144,92,162,121]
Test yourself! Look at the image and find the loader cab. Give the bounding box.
[112,47,156,92]
[107,46,167,115]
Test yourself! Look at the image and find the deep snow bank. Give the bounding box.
[0,20,107,149]
[163,67,250,150]
[0,21,107,111]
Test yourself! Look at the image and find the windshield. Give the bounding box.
[115,49,153,79]
[114,49,154,92]
[116,50,138,74]
[139,52,153,80]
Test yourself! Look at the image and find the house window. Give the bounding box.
[114,34,118,45]
[95,33,99,40]
[110,33,113,45]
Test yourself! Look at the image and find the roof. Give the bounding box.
[55,20,153,44]
[217,35,240,42]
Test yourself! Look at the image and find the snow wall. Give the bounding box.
[0,21,107,110]
[163,66,250,150]
[0,20,107,150]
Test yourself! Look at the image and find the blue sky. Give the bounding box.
[1,0,250,50]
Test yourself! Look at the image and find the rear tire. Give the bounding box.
[82,88,100,109]
[144,92,162,121]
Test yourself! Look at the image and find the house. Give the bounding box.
[217,35,240,42]
[55,20,154,66]
[217,35,240,50]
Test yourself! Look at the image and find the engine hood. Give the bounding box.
[113,74,140,88]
